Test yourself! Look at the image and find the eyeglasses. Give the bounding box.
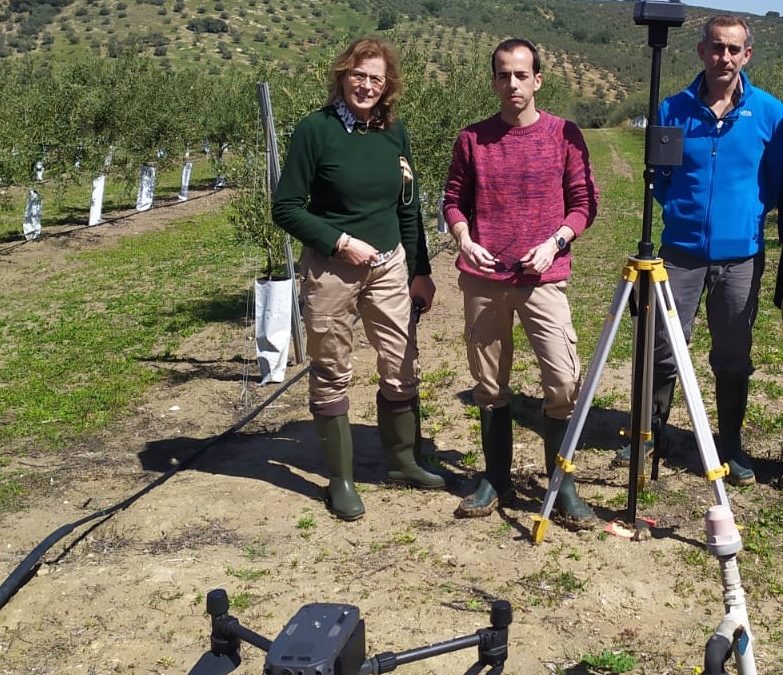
[348,69,386,89]
[492,251,523,273]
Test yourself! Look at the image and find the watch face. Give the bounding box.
[556,236,567,250]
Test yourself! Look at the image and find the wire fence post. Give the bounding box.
[257,81,305,365]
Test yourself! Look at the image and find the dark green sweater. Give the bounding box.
[272,106,431,277]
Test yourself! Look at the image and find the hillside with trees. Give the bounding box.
[1,0,782,106]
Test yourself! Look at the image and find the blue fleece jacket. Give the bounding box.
[654,72,783,261]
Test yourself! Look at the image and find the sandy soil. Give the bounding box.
[0,192,781,675]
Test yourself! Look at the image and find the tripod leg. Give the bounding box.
[532,273,635,543]
[652,280,730,506]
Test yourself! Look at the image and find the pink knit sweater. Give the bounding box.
[443,111,599,285]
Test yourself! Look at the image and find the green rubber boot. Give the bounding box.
[715,374,755,487]
[413,396,456,484]
[456,405,514,518]
[614,377,676,467]
[314,413,365,521]
[544,415,596,529]
[377,394,446,489]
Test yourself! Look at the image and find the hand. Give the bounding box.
[459,239,497,275]
[409,275,436,313]
[519,237,558,275]
[339,236,379,266]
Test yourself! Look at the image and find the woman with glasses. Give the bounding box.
[273,37,444,521]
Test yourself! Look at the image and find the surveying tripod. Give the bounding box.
[530,3,756,673]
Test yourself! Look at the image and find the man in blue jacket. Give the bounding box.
[625,15,783,485]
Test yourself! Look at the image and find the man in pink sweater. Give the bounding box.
[443,38,598,526]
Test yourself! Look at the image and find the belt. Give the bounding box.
[369,249,395,268]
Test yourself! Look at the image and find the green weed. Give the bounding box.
[421,366,456,386]
[229,591,255,612]
[296,515,316,539]
[519,569,586,607]
[226,566,270,582]
[465,405,481,420]
[580,649,637,673]
[461,449,479,468]
[243,539,270,560]
[393,531,417,545]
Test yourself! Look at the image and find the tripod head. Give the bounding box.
[189,588,512,675]
[633,0,685,258]
[634,0,685,51]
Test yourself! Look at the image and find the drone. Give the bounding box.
[188,589,512,675]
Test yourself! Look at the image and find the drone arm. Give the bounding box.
[363,601,511,674]
[363,635,481,674]
[231,622,273,653]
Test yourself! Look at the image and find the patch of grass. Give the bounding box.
[465,597,484,611]
[681,547,709,568]
[296,515,316,539]
[461,449,479,468]
[0,209,249,450]
[419,402,440,420]
[743,501,783,560]
[243,538,269,560]
[745,403,783,433]
[751,378,783,400]
[464,405,481,420]
[592,389,623,409]
[229,591,255,612]
[393,530,417,545]
[519,569,586,607]
[421,365,456,386]
[607,491,628,508]
[226,566,270,582]
[494,522,512,537]
[580,649,636,673]
[0,473,30,513]
[636,488,659,507]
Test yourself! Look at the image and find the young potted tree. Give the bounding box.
[230,186,294,384]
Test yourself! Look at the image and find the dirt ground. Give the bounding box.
[0,192,781,675]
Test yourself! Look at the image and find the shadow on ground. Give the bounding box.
[138,420,468,507]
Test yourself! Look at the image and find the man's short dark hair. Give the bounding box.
[491,39,541,76]
[701,14,753,48]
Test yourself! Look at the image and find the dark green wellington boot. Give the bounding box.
[544,415,596,528]
[614,377,676,467]
[715,374,755,486]
[377,394,446,489]
[314,413,365,521]
[412,397,456,484]
[456,405,514,518]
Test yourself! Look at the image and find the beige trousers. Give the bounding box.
[459,272,581,419]
[301,245,419,416]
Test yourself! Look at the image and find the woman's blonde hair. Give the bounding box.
[327,37,402,126]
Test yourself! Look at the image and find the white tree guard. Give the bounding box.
[89,175,106,226]
[178,161,193,202]
[34,161,44,182]
[255,277,292,384]
[136,164,156,212]
[23,189,42,241]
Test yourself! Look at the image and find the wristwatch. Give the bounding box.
[552,234,568,251]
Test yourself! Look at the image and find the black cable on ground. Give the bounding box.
[0,364,309,610]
